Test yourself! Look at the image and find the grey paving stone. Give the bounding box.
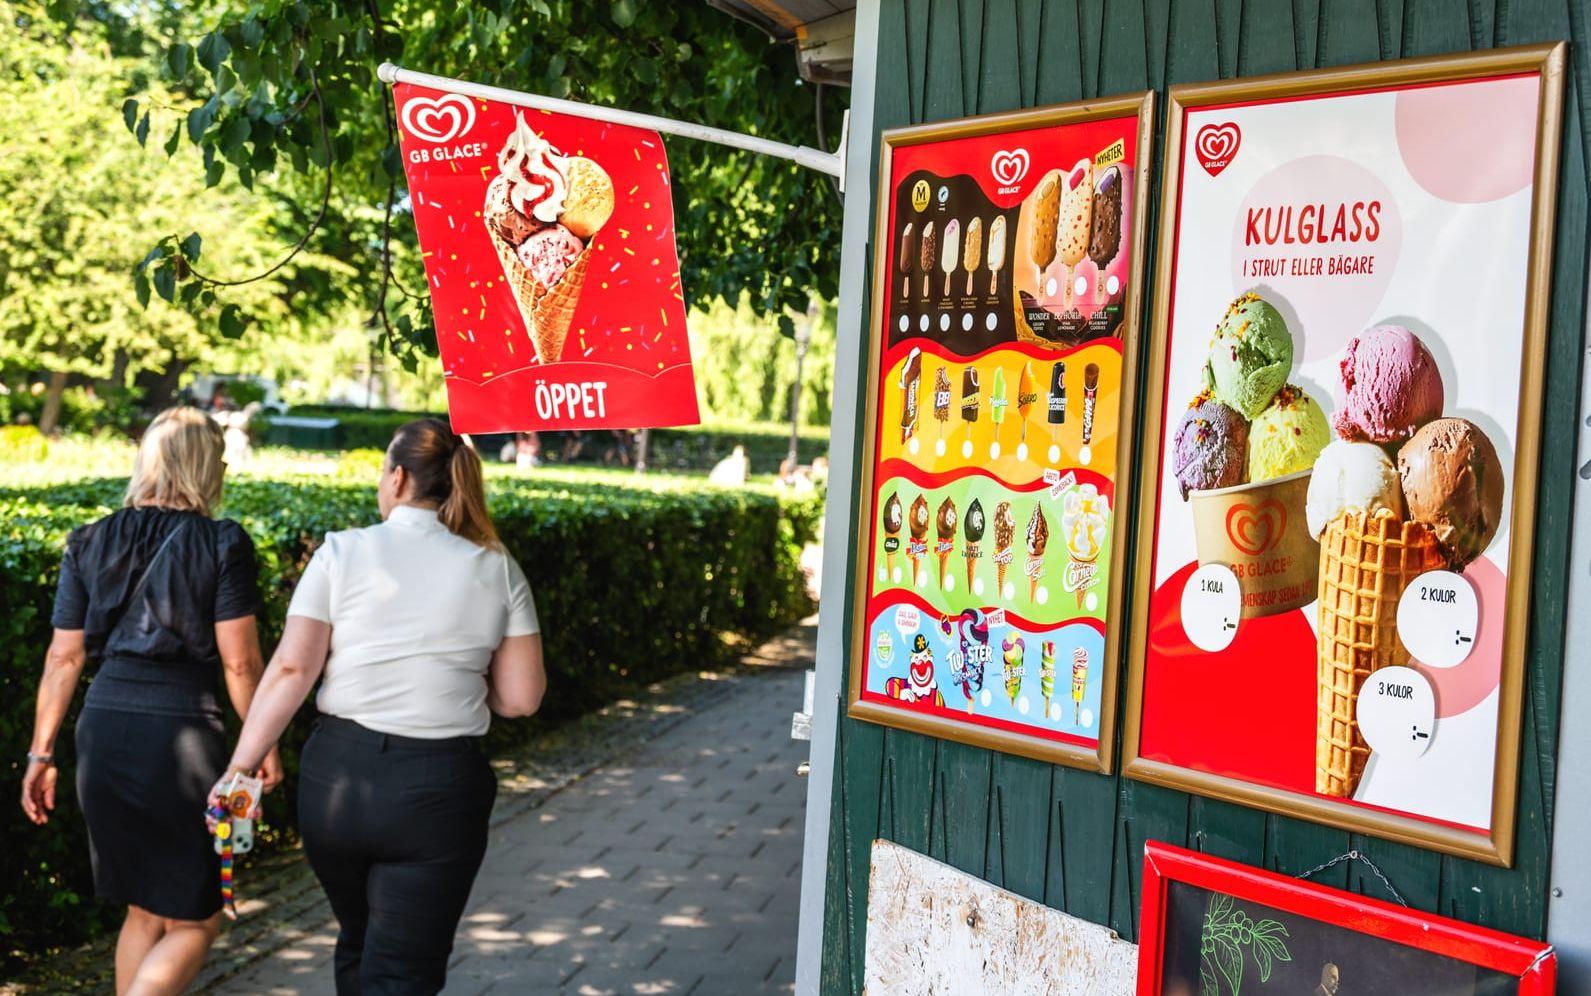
[196,625,812,994]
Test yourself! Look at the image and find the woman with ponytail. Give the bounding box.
[210,419,546,995]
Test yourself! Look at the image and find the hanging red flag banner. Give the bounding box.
[393,82,701,432]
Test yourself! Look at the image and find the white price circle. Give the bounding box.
[961,313,973,332]
[1355,665,1435,761]
[985,312,998,331]
[961,440,973,459]
[919,314,930,333]
[1106,274,1120,296]
[1182,563,1241,652]
[989,442,1001,460]
[1073,275,1087,299]
[1396,570,1478,668]
[1045,277,1058,298]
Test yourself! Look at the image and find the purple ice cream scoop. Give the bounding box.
[1331,324,1444,443]
[1172,395,1250,498]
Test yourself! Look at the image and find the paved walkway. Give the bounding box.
[206,626,813,995]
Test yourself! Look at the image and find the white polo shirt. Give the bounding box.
[287,504,540,738]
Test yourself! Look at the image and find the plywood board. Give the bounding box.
[864,839,1137,994]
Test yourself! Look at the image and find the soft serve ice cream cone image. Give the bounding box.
[1060,483,1109,608]
[1308,324,1502,799]
[484,112,615,364]
[1175,292,1328,619]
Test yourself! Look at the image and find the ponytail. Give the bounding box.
[388,418,501,548]
[440,442,499,548]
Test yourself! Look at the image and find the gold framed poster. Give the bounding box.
[847,93,1155,771]
[1123,44,1566,863]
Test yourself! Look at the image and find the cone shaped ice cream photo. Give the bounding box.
[935,498,957,588]
[1305,440,1403,539]
[992,500,1015,596]
[1025,504,1049,601]
[963,498,985,589]
[882,491,904,579]
[484,113,613,364]
[908,494,930,585]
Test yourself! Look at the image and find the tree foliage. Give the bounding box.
[0,2,345,387]
[67,0,846,364]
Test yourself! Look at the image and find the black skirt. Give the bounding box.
[75,706,227,920]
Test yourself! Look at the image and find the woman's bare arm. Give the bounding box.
[224,616,333,773]
[215,615,287,789]
[487,634,546,718]
[21,630,87,824]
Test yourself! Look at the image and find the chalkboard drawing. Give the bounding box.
[1313,962,1340,996]
[1198,892,1291,995]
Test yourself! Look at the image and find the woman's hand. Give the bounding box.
[20,759,57,826]
[259,747,284,793]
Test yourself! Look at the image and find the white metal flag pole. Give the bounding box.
[378,63,847,186]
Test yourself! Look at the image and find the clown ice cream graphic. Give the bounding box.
[885,633,944,707]
[484,113,615,363]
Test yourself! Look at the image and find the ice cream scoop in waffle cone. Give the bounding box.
[1314,508,1447,798]
[488,228,591,364]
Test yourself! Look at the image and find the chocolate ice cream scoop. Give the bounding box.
[1025,504,1049,556]
[964,498,986,543]
[993,501,1016,551]
[909,495,931,540]
[485,173,545,246]
[936,498,957,541]
[884,492,903,535]
[1397,417,1504,566]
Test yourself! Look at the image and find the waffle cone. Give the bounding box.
[1314,509,1447,798]
[965,554,978,590]
[996,560,1009,592]
[937,552,951,586]
[488,227,592,364]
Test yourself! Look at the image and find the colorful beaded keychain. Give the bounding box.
[207,799,238,920]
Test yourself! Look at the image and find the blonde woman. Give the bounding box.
[21,407,282,995]
[211,418,546,994]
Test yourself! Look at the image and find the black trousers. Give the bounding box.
[298,715,497,996]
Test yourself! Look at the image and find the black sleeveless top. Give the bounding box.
[52,507,260,716]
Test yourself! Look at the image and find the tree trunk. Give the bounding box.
[635,428,651,473]
[37,370,68,435]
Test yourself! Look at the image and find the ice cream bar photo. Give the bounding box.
[1057,159,1094,307]
[963,498,985,589]
[1002,634,1024,705]
[987,216,1007,295]
[919,220,937,298]
[898,222,914,298]
[935,498,957,587]
[1047,362,1067,425]
[963,217,983,295]
[1029,171,1061,293]
[899,347,922,443]
[941,219,960,297]
[960,366,980,423]
[933,365,952,427]
[1071,648,1088,724]
[990,367,1008,425]
[1017,361,1039,441]
[1088,165,1122,304]
[1040,640,1056,703]
[1081,363,1100,445]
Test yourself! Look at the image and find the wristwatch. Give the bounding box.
[27,752,54,766]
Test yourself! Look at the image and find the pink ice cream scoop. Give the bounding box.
[1331,324,1444,443]
[515,224,584,288]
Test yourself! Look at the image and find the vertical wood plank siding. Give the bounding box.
[821,1,1589,989]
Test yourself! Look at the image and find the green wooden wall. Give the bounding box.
[820,1,1589,990]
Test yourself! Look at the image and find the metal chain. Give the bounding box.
[1295,849,1408,907]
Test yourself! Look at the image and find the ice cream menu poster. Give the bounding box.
[393,83,700,433]
[1126,49,1564,858]
[848,96,1154,769]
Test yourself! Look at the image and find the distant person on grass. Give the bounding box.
[709,443,749,485]
[22,406,282,996]
[211,418,548,995]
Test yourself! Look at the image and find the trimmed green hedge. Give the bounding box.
[0,475,819,967]
[262,407,830,474]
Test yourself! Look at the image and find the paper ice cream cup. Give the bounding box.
[1188,469,1318,619]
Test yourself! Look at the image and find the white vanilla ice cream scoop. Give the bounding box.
[1305,439,1405,539]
